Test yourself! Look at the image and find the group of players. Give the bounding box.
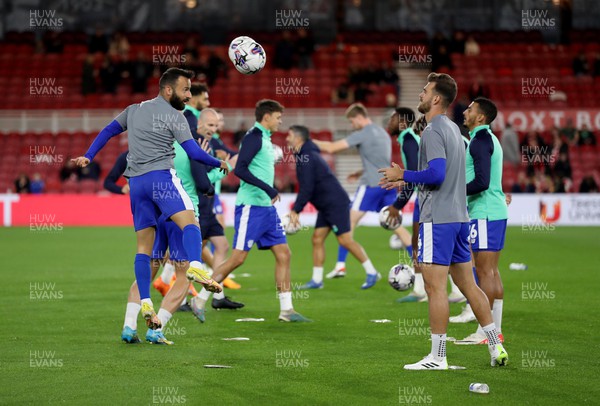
[73,67,508,369]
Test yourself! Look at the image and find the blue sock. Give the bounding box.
[406,245,413,257]
[182,224,202,263]
[337,245,349,263]
[134,253,151,300]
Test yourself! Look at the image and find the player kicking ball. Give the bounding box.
[285,125,379,290]
[454,97,508,345]
[379,73,507,369]
[192,100,311,322]
[73,68,228,330]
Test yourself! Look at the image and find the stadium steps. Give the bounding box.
[398,66,429,109]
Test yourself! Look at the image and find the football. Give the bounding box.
[389,234,404,250]
[388,264,415,291]
[378,206,401,230]
[280,214,301,235]
[273,144,284,163]
[228,36,267,75]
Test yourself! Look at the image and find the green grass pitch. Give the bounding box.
[2,226,599,405]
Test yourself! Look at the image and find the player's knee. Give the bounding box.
[312,233,325,246]
[276,246,291,263]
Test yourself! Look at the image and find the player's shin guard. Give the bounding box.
[182,224,202,263]
[134,253,152,300]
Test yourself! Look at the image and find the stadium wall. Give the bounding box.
[2,194,599,228]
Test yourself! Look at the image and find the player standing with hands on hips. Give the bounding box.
[379,73,507,369]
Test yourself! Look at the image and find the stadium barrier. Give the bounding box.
[1,193,599,227]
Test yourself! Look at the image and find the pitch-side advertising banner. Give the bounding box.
[1,193,599,227]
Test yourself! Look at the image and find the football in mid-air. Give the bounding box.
[228,36,266,75]
[280,214,301,235]
[378,206,401,230]
[389,234,404,250]
[388,264,415,291]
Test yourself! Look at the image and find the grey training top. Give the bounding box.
[115,96,193,178]
[417,114,469,224]
[345,123,391,187]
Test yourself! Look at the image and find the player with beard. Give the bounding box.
[379,73,507,369]
[72,68,229,330]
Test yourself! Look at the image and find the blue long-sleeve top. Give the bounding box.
[103,151,128,194]
[403,158,446,185]
[393,134,420,210]
[466,131,493,195]
[292,140,350,213]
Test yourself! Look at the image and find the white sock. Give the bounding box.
[312,267,324,283]
[476,324,484,335]
[279,291,293,312]
[190,260,202,269]
[430,333,447,361]
[213,284,225,300]
[493,299,503,333]
[482,323,501,346]
[123,302,141,330]
[335,261,346,270]
[448,275,462,295]
[160,262,175,284]
[361,259,377,275]
[141,298,153,307]
[156,308,172,331]
[198,288,211,302]
[413,272,425,295]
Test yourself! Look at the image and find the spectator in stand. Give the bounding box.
[464,35,480,56]
[430,31,449,58]
[233,122,248,147]
[553,152,572,180]
[380,61,399,84]
[331,82,354,106]
[60,158,80,182]
[449,31,465,54]
[100,55,119,94]
[14,173,30,193]
[501,122,520,165]
[511,172,535,193]
[109,32,130,58]
[79,161,101,180]
[43,31,64,54]
[129,52,152,94]
[88,27,109,54]
[579,175,599,193]
[206,48,227,86]
[353,81,372,103]
[81,54,97,95]
[592,52,600,77]
[521,131,550,177]
[295,28,315,70]
[182,36,199,59]
[535,174,555,193]
[560,118,577,146]
[575,124,596,146]
[451,94,469,132]
[468,74,490,99]
[572,51,589,76]
[30,173,45,194]
[274,31,295,70]
[431,45,453,72]
[551,126,569,156]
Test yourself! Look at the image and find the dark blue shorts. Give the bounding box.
[418,222,471,266]
[128,169,194,231]
[233,205,287,251]
[469,219,507,252]
[151,215,187,261]
[315,204,351,236]
[351,185,396,212]
[200,212,225,239]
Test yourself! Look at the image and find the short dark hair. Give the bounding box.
[159,68,194,89]
[255,99,284,122]
[345,103,368,119]
[190,83,209,96]
[289,125,310,142]
[395,107,416,127]
[427,72,457,108]
[473,97,498,124]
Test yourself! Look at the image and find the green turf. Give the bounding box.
[2,226,599,405]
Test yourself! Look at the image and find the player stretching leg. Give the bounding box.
[454,97,508,345]
[73,68,227,330]
[284,125,379,289]
[314,104,393,288]
[193,100,311,322]
[380,73,507,369]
